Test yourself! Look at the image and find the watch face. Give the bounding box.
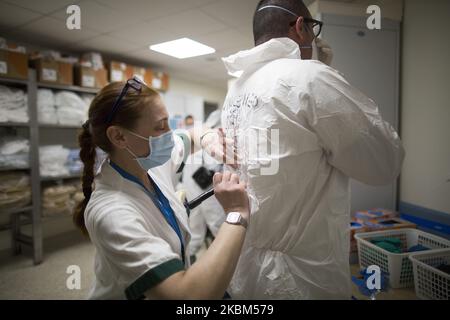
[227,212,240,223]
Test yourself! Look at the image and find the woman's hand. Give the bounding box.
[213,171,249,220]
[145,170,249,300]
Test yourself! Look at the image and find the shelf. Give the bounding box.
[0,122,30,127]
[0,76,28,87]
[0,206,32,216]
[41,213,72,223]
[40,173,81,181]
[37,82,99,94]
[23,212,71,223]
[2,70,97,264]
[0,166,30,172]
[0,212,70,231]
[39,124,81,129]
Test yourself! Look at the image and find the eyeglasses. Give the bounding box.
[105,76,144,125]
[257,5,323,39]
[289,17,323,39]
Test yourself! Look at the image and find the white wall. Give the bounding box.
[400,0,450,214]
[309,0,403,21]
[169,76,227,108]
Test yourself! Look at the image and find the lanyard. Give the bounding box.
[109,161,185,264]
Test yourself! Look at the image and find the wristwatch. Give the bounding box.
[226,212,248,229]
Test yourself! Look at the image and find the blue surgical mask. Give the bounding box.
[126,130,174,170]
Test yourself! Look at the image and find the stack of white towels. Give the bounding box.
[39,145,70,177]
[0,135,30,169]
[55,91,88,126]
[0,85,28,123]
[37,89,56,124]
[37,89,94,126]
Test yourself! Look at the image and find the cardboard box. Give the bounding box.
[75,65,108,88]
[354,208,397,224]
[94,68,108,88]
[34,59,58,83]
[33,58,73,85]
[58,61,73,85]
[108,62,169,90]
[131,66,145,81]
[131,66,153,85]
[109,61,132,82]
[75,65,94,87]
[0,49,28,80]
[350,221,367,253]
[148,70,169,91]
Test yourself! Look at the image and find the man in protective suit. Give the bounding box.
[221,0,404,299]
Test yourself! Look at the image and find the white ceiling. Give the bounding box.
[0,0,269,89]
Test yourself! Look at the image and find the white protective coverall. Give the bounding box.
[221,37,404,299]
[182,111,225,255]
[183,152,225,255]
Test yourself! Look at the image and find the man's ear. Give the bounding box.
[106,126,128,149]
[294,16,306,42]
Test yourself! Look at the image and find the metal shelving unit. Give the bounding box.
[40,173,82,182]
[1,211,71,232]
[39,124,82,129]
[0,122,30,127]
[0,166,30,171]
[0,207,32,232]
[0,77,29,86]
[0,71,42,264]
[0,206,33,217]
[37,82,99,94]
[0,71,99,264]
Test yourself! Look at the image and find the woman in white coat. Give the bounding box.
[73,77,250,300]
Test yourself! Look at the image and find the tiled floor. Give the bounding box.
[0,231,418,300]
[0,231,95,299]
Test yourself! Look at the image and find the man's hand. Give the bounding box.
[315,38,333,66]
[201,128,239,168]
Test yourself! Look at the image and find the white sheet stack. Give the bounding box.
[37,89,57,124]
[0,135,30,169]
[81,94,95,110]
[0,85,28,123]
[54,91,88,126]
[38,90,93,126]
[39,145,70,177]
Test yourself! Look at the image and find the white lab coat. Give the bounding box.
[181,151,225,255]
[221,37,404,299]
[85,135,191,300]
